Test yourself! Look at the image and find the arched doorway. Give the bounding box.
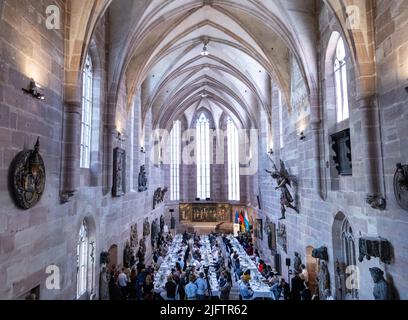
[332,212,358,300]
[306,246,318,294]
[108,245,118,272]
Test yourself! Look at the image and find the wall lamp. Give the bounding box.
[299,132,306,141]
[22,79,45,101]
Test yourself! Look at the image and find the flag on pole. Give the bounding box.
[244,211,250,231]
[239,211,245,232]
[235,211,239,224]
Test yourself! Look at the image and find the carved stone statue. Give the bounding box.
[143,218,150,237]
[369,267,392,300]
[100,251,110,266]
[151,219,160,247]
[170,214,176,230]
[112,148,126,197]
[130,224,138,249]
[277,222,287,253]
[160,215,165,233]
[137,237,146,262]
[294,252,302,274]
[312,246,329,261]
[266,159,299,220]
[138,165,148,192]
[99,266,110,300]
[153,187,168,209]
[394,163,408,210]
[123,240,133,267]
[317,260,330,299]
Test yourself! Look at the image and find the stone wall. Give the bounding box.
[0,1,166,300]
[251,1,408,300]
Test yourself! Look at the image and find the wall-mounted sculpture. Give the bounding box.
[151,219,160,247]
[277,222,287,253]
[143,218,150,237]
[358,237,392,264]
[318,260,330,299]
[170,213,176,230]
[123,240,134,267]
[293,252,302,274]
[138,165,148,192]
[160,215,165,233]
[266,159,299,220]
[369,267,392,300]
[265,217,277,253]
[100,251,110,266]
[312,246,329,261]
[112,147,126,197]
[130,223,138,249]
[9,137,46,209]
[137,237,146,263]
[394,163,408,211]
[153,187,168,209]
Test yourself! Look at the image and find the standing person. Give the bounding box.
[118,268,129,300]
[178,272,187,301]
[300,264,309,282]
[290,272,305,301]
[220,273,232,300]
[185,275,198,300]
[144,271,154,300]
[136,269,146,300]
[165,275,177,300]
[128,269,137,300]
[195,272,208,300]
[301,282,312,301]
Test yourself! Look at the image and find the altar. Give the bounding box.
[179,203,232,223]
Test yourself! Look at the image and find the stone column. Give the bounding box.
[60,100,81,203]
[359,96,386,210]
[310,92,327,200]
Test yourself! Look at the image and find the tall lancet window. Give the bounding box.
[76,220,88,298]
[227,118,240,201]
[170,120,181,201]
[196,113,211,199]
[80,54,93,168]
[334,37,349,123]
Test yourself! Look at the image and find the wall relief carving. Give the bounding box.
[9,138,46,210]
[138,165,148,192]
[112,147,126,197]
[394,163,408,211]
[153,187,168,209]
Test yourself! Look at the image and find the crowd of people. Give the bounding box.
[103,230,334,301]
[224,232,334,301]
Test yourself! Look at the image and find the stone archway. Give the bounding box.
[332,212,358,300]
[306,246,318,294]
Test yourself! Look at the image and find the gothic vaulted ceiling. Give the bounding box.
[102,0,319,130]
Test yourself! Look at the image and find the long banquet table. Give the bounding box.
[227,235,274,300]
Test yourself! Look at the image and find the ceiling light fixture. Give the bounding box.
[201,40,209,56]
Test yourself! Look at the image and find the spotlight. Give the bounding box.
[22,79,45,101]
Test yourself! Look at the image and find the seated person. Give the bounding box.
[239,278,254,300]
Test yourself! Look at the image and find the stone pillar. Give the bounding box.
[60,100,81,203]
[102,94,116,195]
[359,96,386,210]
[310,92,327,200]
